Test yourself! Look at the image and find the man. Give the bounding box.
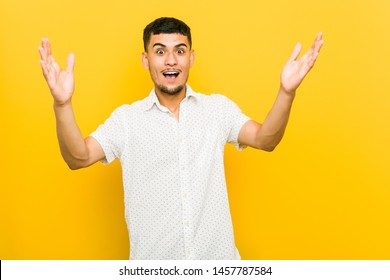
[38,17,324,259]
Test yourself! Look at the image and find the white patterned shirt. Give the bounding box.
[90,85,250,259]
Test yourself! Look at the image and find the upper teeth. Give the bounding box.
[165,72,178,74]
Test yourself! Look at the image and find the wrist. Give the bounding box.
[53,98,72,109]
[278,86,296,101]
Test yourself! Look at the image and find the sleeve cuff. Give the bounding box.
[89,133,115,165]
[232,116,251,151]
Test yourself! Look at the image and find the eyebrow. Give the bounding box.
[152,43,188,49]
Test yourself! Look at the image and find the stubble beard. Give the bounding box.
[157,84,185,96]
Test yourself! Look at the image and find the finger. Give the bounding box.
[43,38,57,67]
[289,42,302,61]
[315,32,323,43]
[38,45,45,61]
[47,61,58,76]
[42,38,49,61]
[312,32,324,54]
[45,38,52,56]
[302,33,323,64]
[49,55,61,73]
[66,53,75,73]
[40,38,49,62]
[306,44,322,69]
[40,60,53,82]
[40,38,61,73]
[40,60,49,76]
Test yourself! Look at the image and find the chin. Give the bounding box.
[158,84,185,95]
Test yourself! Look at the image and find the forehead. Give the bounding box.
[148,33,190,48]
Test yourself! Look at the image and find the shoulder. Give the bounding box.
[189,88,243,115]
[109,97,148,116]
[192,90,233,105]
[209,93,235,103]
[200,93,241,110]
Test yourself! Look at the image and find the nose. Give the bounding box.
[165,52,177,66]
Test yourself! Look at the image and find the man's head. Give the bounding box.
[142,18,195,96]
[143,17,192,52]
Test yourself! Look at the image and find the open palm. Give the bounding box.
[38,38,75,105]
[281,32,324,94]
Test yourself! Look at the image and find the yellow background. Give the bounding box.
[1,0,389,259]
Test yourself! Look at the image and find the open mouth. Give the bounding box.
[162,71,180,78]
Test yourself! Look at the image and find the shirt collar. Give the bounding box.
[142,84,198,112]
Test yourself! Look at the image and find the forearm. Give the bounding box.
[255,87,295,151]
[53,101,89,169]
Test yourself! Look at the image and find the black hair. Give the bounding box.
[143,17,192,51]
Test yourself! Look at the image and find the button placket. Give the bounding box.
[177,102,193,259]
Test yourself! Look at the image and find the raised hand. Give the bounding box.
[38,39,75,105]
[280,32,324,94]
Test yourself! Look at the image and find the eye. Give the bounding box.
[177,49,185,55]
[156,49,165,55]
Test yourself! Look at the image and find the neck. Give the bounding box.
[155,87,186,118]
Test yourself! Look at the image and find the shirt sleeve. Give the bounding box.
[89,106,126,164]
[219,95,251,151]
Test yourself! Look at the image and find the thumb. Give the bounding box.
[66,53,75,73]
[289,43,302,61]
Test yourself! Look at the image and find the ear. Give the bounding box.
[141,52,149,70]
[190,49,195,68]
